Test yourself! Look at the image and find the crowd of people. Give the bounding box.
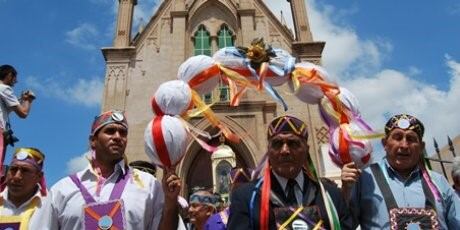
[0,64,459,229]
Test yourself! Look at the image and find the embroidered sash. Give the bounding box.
[70,169,129,230]
[370,164,439,230]
[0,198,38,230]
[274,205,323,230]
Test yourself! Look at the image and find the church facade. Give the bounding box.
[101,0,339,196]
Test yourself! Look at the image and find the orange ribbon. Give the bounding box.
[188,65,221,89]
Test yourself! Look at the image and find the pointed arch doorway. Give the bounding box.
[178,127,256,198]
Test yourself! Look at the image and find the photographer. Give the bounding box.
[0,64,35,171]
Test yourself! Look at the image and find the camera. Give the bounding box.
[3,129,19,147]
[21,90,36,100]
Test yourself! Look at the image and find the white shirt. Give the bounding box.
[0,83,20,129]
[0,187,52,230]
[272,171,305,205]
[50,160,165,230]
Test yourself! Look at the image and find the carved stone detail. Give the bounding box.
[315,126,329,144]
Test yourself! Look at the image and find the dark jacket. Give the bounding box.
[227,172,353,230]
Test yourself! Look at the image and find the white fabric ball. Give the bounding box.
[153,80,191,116]
[289,62,330,104]
[213,47,247,70]
[264,48,295,86]
[330,122,372,169]
[319,87,361,126]
[177,55,220,94]
[144,115,188,168]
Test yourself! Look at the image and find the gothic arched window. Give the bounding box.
[194,25,211,56]
[217,25,234,49]
[216,25,234,102]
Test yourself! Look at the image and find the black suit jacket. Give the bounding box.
[227,172,353,230]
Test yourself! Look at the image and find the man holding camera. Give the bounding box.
[0,64,35,174]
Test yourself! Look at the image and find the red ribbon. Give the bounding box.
[151,97,164,116]
[152,116,172,167]
[338,126,352,164]
[260,164,271,230]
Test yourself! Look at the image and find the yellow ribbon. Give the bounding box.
[278,206,304,230]
[131,169,145,189]
[344,125,385,140]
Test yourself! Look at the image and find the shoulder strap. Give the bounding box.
[69,174,96,204]
[109,168,130,200]
[420,172,436,210]
[370,163,398,211]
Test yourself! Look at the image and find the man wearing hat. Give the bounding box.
[0,147,51,229]
[50,110,182,230]
[188,188,218,230]
[341,114,460,229]
[228,115,352,229]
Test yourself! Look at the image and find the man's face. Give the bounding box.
[268,133,308,179]
[91,123,128,164]
[383,128,424,175]
[4,72,17,86]
[6,161,42,200]
[188,201,214,226]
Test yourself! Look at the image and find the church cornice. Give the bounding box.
[170,10,188,17]
[237,8,255,16]
[101,47,136,62]
[291,41,325,58]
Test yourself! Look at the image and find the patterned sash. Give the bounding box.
[370,164,439,230]
[274,205,323,230]
[69,169,129,230]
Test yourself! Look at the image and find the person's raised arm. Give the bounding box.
[159,167,181,230]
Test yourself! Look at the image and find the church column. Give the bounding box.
[101,48,135,112]
[237,1,255,46]
[287,0,313,42]
[114,0,137,47]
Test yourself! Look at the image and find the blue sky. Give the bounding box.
[1,0,459,185]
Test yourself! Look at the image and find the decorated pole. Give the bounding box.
[433,138,448,178]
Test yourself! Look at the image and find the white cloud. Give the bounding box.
[449,3,460,15]
[67,152,89,174]
[25,76,103,107]
[65,23,100,50]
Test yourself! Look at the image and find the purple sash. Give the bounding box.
[0,222,20,230]
[70,169,130,230]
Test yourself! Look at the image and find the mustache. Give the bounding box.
[277,156,295,162]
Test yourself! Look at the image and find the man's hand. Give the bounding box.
[21,90,36,102]
[341,162,361,201]
[162,166,181,205]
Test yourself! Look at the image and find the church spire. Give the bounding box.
[114,0,137,47]
[287,0,313,42]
